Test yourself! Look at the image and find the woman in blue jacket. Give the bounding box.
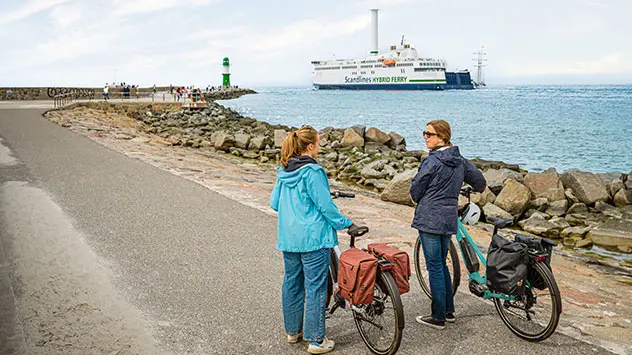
[270,126,355,354]
[410,120,486,330]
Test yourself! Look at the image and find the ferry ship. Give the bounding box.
[311,9,474,90]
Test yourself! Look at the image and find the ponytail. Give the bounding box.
[280,126,318,168]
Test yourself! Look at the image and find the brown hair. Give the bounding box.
[280,126,319,168]
[427,119,453,146]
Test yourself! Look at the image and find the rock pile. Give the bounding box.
[64,101,632,253]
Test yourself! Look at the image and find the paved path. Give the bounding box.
[0,107,613,354]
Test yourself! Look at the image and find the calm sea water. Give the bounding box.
[218,85,632,173]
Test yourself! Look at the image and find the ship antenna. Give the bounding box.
[472,45,487,86]
[401,35,405,47]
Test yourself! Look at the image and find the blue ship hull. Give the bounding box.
[315,72,474,90]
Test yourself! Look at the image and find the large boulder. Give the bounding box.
[342,128,364,148]
[494,179,531,215]
[213,131,235,151]
[610,178,625,197]
[483,203,513,220]
[587,219,632,252]
[523,172,565,202]
[234,133,250,149]
[567,202,587,215]
[471,187,496,207]
[365,127,391,144]
[518,214,561,238]
[560,170,610,205]
[484,168,524,194]
[380,169,416,206]
[274,129,288,148]
[387,132,406,149]
[351,125,366,138]
[248,135,268,151]
[614,189,632,207]
[545,200,568,217]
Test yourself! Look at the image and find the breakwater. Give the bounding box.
[47,98,632,255]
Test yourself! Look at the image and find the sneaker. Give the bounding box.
[287,332,302,343]
[416,315,446,330]
[446,313,456,323]
[307,337,335,354]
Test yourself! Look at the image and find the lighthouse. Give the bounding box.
[222,57,231,88]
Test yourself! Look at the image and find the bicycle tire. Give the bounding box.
[493,261,562,342]
[353,270,404,355]
[414,237,461,299]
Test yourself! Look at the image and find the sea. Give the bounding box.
[217,85,632,174]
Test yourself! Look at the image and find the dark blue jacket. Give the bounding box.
[410,146,486,235]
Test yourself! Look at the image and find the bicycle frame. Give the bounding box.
[455,219,516,301]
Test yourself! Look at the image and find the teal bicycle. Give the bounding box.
[414,187,562,341]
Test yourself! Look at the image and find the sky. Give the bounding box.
[1,0,631,88]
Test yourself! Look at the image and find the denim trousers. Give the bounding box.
[282,248,330,342]
[419,231,455,321]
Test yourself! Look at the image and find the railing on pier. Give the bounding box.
[53,92,75,108]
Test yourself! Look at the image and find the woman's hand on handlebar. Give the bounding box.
[347,223,369,237]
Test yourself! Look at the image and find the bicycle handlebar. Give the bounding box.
[331,191,356,199]
[459,186,473,197]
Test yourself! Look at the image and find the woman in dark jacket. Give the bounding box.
[410,120,486,329]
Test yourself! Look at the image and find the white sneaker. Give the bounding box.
[307,337,335,354]
[287,332,302,343]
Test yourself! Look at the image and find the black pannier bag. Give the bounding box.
[514,234,554,290]
[486,234,528,296]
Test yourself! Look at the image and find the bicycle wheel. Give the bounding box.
[494,261,562,342]
[353,270,404,355]
[414,237,461,299]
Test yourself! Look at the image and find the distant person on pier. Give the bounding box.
[103,84,109,101]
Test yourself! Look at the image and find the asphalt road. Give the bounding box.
[0,108,612,354]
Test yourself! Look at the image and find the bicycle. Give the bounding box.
[414,187,562,342]
[326,191,405,355]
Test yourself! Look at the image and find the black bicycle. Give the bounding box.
[326,191,405,355]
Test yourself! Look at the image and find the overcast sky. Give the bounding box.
[1,0,631,87]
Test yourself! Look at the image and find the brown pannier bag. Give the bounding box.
[337,248,378,305]
[368,243,411,295]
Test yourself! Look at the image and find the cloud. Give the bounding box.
[49,4,82,27]
[113,0,215,16]
[583,0,612,9]
[250,15,370,52]
[512,53,632,76]
[0,0,70,24]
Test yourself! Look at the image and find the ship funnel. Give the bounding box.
[370,9,378,55]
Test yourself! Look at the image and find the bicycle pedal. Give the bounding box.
[468,280,486,297]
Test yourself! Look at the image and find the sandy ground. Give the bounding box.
[0,136,163,354]
[20,106,632,354]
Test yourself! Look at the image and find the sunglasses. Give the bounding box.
[423,131,439,138]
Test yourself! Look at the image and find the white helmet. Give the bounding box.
[461,203,481,225]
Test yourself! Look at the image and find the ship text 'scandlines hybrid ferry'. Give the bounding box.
[311,9,474,90]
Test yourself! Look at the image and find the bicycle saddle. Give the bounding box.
[347,224,369,237]
[486,216,514,229]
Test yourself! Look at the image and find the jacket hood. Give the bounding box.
[277,157,320,188]
[430,146,462,167]
[285,155,318,172]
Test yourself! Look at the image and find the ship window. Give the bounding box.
[352,72,357,75]
[360,71,366,74]
[371,71,375,74]
[342,65,357,69]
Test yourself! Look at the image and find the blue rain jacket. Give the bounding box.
[410,146,486,235]
[270,161,352,252]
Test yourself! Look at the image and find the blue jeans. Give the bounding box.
[419,231,455,321]
[282,248,330,342]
